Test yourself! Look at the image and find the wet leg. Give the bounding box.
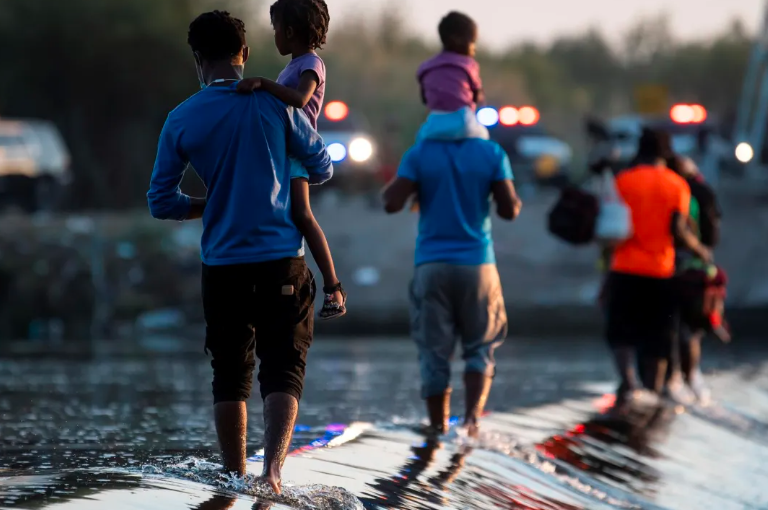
[463,372,492,437]
[261,392,298,494]
[612,346,639,399]
[214,402,248,476]
[640,356,668,394]
[426,390,451,435]
[681,333,702,384]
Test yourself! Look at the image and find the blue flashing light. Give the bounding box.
[327,142,347,162]
[477,107,499,127]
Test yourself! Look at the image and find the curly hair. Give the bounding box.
[270,0,330,50]
[188,10,247,61]
[438,11,476,47]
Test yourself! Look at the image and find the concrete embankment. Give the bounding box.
[0,180,766,340]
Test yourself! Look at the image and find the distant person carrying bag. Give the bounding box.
[547,168,630,246]
[603,129,712,404]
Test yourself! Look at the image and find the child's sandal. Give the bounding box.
[319,282,347,320]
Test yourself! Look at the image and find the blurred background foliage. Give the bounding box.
[0,0,752,209]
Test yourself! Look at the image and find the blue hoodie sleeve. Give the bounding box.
[491,142,514,181]
[287,107,333,185]
[396,145,419,182]
[147,117,192,220]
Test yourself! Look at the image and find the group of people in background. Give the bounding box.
[146,0,725,494]
[597,129,726,407]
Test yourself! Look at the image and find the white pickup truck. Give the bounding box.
[0,119,71,212]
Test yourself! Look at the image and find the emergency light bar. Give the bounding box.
[324,101,349,121]
[670,104,707,124]
[477,106,540,127]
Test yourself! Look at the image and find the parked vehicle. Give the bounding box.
[317,101,381,193]
[586,105,734,180]
[477,105,573,188]
[0,119,71,212]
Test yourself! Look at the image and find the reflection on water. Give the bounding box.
[2,338,768,509]
[359,439,469,508]
[537,404,671,500]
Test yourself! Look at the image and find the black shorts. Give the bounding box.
[202,257,315,404]
[605,272,678,358]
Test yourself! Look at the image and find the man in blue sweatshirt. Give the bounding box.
[147,11,332,493]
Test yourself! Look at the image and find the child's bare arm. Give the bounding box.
[237,72,319,109]
[290,179,339,288]
[474,88,486,107]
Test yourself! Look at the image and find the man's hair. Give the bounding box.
[270,0,330,49]
[438,11,477,47]
[635,128,673,163]
[188,10,246,61]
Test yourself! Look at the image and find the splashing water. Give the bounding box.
[143,457,364,510]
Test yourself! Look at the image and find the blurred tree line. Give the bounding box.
[0,1,752,210]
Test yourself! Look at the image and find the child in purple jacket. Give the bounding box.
[418,11,485,113]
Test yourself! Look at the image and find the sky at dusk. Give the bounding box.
[324,0,764,49]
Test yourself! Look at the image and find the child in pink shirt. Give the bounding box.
[417,12,484,113]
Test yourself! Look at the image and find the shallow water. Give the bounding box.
[1,338,768,509]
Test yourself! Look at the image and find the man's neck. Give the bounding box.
[204,62,243,86]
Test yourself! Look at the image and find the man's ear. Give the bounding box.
[242,46,250,65]
[285,26,294,40]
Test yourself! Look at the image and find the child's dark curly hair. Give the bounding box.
[438,11,476,49]
[188,10,247,60]
[270,0,330,49]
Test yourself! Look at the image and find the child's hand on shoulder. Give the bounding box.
[236,77,262,94]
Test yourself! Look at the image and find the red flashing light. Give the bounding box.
[670,103,707,124]
[691,104,707,123]
[518,106,540,126]
[499,106,519,126]
[324,101,348,121]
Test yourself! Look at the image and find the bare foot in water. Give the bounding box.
[261,463,282,494]
[463,420,480,439]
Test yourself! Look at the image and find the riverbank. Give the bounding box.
[0,181,766,340]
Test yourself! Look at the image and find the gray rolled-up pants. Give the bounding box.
[409,263,508,399]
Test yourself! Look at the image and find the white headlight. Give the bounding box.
[735,142,754,163]
[476,107,499,127]
[327,142,347,162]
[348,138,373,162]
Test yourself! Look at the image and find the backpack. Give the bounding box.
[548,186,600,245]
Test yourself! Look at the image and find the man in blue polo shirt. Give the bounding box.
[147,11,332,493]
[382,110,522,436]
